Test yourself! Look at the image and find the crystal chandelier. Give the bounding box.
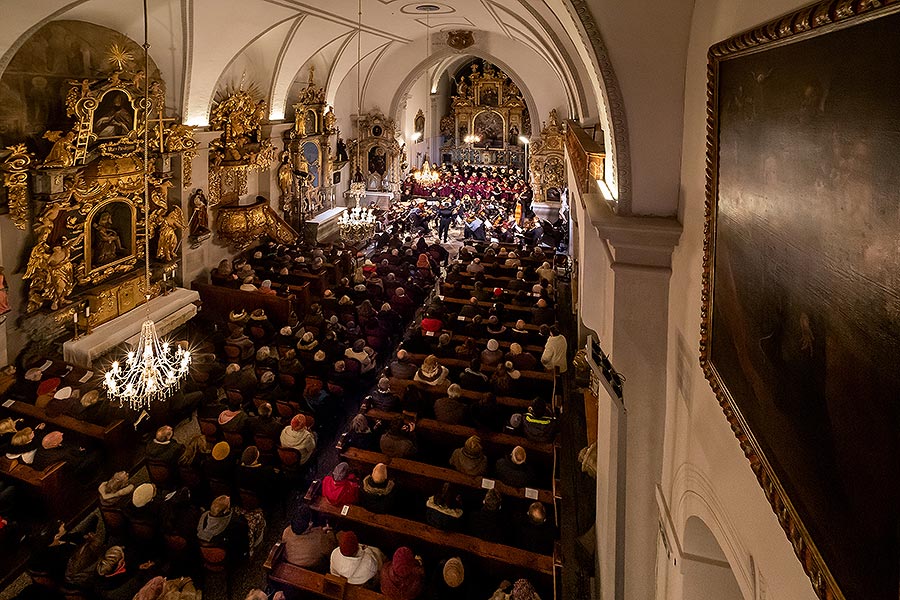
[464,133,482,145]
[339,199,376,244]
[105,320,190,409]
[413,158,440,185]
[104,0,190,410]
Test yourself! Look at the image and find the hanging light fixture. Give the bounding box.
[341,0,376,243]
[104,0,190,410]
[412,6,440,186]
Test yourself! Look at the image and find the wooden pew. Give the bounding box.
[2,401,126,449]
[364,408,556,457]
[270,280,312,314]
[341,447,553,504]
[192,280,293,325]
[404,353,554,382]
[385,377,532,410]
[265,543,387,600]
[309,497,554,576]
[438,295,539,317]
[0,455,65,514]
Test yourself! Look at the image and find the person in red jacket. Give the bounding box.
[322,462,360,506]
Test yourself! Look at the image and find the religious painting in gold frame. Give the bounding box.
[701,3,900,600]
[84,198,137,275]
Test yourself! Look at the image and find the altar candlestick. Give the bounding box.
[85,306,90,318]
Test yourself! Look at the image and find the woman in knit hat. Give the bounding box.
[507,342,538,371]
[494,446,537,489]
[428,556,466,599]
[344,414,376,451]
[380,546,425,600]
[196,495,250,560]
[481,339,504,367]
[279,415,316,465]
[413,355,449,387]
[329,531,384,585]
[360,463,396,514]
[280,503,336,569]
[449,435,488,476]
[322,462,359,507]
[127,483,158,522]
[433,384,467,425]
[204,441,235,482]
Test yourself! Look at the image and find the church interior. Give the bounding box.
[0,1,896,600]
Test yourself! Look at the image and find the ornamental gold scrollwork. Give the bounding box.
[215,198,297,251]
[2,144,32,230]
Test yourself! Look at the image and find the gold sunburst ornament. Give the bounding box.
[107,43,134,71]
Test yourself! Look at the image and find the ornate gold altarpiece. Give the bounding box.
[529,109,568,203]
[1,59,196,342]
[207,86,276,206]
[281,67,337,218]
[347,110,401,194]
[441,61,528,168]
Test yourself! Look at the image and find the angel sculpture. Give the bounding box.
[45,234,84,311]
[154,206,185,262]
[42,131,76,168]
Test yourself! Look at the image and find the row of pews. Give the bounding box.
[264,240,566,599]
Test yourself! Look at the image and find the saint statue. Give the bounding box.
[188,189,210,240]
[155,207,185,262]
[0,267,10,316]
[46,234,84,311]
[324,107,337,134]
[42,131,77,167]
[92,211,125,267]
[278,151,293,199]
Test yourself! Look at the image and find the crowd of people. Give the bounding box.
[0,161,570,600]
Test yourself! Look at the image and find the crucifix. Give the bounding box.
[146,104,176,152]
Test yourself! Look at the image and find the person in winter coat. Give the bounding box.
[494,446,537,489]
[449,435,488,476]
[425,483,463,531]
[322,462,360,506]
[359,463,396,514]
[281,504,336,569]
[329,531,384,586]
[280,414,317,465]
[540,325,568,373]
[380,546,425,600]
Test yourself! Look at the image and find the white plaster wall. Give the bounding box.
[658,0,826,598]
[585,0,695,217]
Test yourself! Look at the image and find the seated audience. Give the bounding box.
[449,435,488,476]
[433,384,467,425]
[425,483,464,531]
[494,446,537,489]
[322,462,360,506]
[146,426,184,464]
[329,531,384,586]
[380,546,425,600]
[281,504,336,569]
[280,414,317,465]
[360,463,396,514]
[413,354,449,387]
[379,419,417,459]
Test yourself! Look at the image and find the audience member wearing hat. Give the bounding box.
[344,339,375,374]
[247,403,283,440]
[329,531,385,586]
[279,414,316,465]
[506,343,538,371]
[344,413,376,452]
[236,446,280,503]
[481,338,504,367]
[388,350,417,380]
[523,398,558,444]
[425,482,464,531]
[97,472,134,509]
[95,545,143,600]
[126,483,159,523]
[433,384,467,425]
[380,546,425,600]
[31,430,99,478]
[204,441,235,482]
[5,427,37,463]
[495,445,537,489]
[449,435,487,476]
[413,354,449,387]
[360,463,396,515]
[145,425,185,465]
[426,556,467,599]
[196,495,250,559]
[281,503,337,570]
[322,462,360,507]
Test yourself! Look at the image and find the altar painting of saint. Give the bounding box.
[89,202,132,270]
[368,146,387,176]
[93,90,135,139]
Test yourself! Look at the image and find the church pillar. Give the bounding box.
[580,192,681,599]
[429,92,442,164]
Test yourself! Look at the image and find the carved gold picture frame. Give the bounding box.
[701,3,900,600]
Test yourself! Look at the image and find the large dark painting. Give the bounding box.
[702,4,900,600]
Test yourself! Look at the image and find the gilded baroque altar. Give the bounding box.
[0,51,196,332]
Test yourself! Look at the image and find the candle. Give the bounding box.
[85,306,90,318]
[73,312,78,325]
[163,273,167,282]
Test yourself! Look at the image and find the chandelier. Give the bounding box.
[104,0,190,410]
[464,133,482,145]
[413,159,440,185]
[339,199,376,244]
